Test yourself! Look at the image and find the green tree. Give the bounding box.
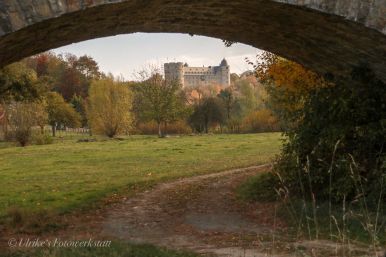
[46,92,81,137]
[134,71,186,137]
[87,78,133,138]
[74,55,101,80]
[189,97,225,133]
[218,88,234,121]
[0,62,44,102]
[70,94,87,127]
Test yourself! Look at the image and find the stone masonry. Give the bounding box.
[0,0,385,82]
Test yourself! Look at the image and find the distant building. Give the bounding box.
[164,59,230,87]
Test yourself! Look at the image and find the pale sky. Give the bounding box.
[52,33,262,80]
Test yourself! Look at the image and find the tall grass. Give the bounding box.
[238,141,385,256]
[275,152,385,256]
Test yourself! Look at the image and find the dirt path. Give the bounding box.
[2,164,380,256]
[99,164,383,257]
[98,165,303,256]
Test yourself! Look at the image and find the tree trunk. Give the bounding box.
[0,101,8,139]
[164,121,168,135]
[52,124,56,137]
[3,114,8,140]
[158,122,162,138]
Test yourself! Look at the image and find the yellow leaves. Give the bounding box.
[267,59,326,94]
[87,78,133,137]
[255,52,331,95]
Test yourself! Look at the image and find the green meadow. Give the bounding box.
[0,133,282,217]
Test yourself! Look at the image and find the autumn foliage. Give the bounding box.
[251,52,385,204]
[87,78,133,138]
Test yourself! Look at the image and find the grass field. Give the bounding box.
[0,133,282,219]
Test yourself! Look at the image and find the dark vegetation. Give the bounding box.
[239,53,385,249]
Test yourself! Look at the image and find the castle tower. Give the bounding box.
[164,62,184,86]
[219,58,230,86]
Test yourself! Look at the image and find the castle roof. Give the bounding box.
[220,58,228,66]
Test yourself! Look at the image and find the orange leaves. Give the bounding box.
[251,52,334,124]
[242,109,279,132]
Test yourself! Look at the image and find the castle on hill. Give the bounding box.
[164,59,230,88]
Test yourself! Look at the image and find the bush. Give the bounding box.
[241,109,280,133]
[274,64,386,204]
[5,102,47,146]
[32,133,53,145]
[137,120,191,135]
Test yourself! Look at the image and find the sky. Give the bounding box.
[52,33,262,80]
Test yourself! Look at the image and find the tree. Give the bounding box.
[134,70,186,137]
[6,101,47,146]
[70,94,87,127]
[252,52,385,204]
[249,52,328,128]
[35,54,50,77]
[0,62,44,102]
[34,100,48,134]
[74,55,101,80]
[87,78,132,138]
[218,88,234,120]
[189,97,225,133]
[58,66,82,101]
[25,53,101,101]
[46,92,81,137]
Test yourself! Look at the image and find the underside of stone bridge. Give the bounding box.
[0,0,385,82]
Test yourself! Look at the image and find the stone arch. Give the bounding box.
[0,0,385,81]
